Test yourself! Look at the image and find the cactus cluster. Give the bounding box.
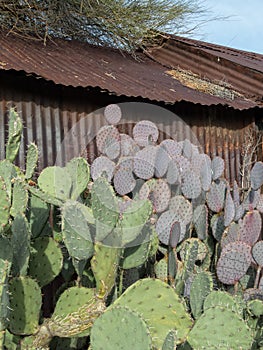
[1,105,263,349]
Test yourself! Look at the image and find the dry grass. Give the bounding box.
[166,68,244,100]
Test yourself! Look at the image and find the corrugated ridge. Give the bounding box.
[0,83,257,186]
[0,33,262,110]
[147,37,263,101]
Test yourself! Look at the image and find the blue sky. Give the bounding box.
[191,0,263,54]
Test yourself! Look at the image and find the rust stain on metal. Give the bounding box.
[146,36,263,107]
[0,33,262,110]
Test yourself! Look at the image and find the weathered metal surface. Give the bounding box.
[146,36,263,105]
[0,33,262,110]
[0,75,258,185]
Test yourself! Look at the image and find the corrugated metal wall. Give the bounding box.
[0,73,260,186]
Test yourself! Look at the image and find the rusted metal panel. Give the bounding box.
[0,79,258,186]
[146,36,263,104]
[0,33,262,110]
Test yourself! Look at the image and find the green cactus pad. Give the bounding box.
[28,186,64,207]
[38,166,72,201]
[91,242,121,297]
[121,232,154,269]
[90,306,152,350]
[10,179,28,217]
[27,193,50,238]
[188,306,253,349]
[0,236,12,263]
[50,286,104,338]
[203,290,245,315]
[113,278,193,348]
[190,271,213,319]
[6,108,23,163]
[0,239,12,331]
[61,200,94,261]
[247,299,263,317]
[28,237,63,287]
[118,199,152,246]
[91,177,118,239]
[0,177,10,231]
[154,258,168,282]
[0,160,17,200]
[11,214,30,276]
[65,157,90,200]
[25,142,38,179]
[8,276,42,335]
[3,329,20,350]
[179,238,208,265]
[32,291,104,347]
[162,330,178,350]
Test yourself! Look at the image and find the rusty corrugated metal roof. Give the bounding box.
[0,33,263,110]
[146,35,263,106]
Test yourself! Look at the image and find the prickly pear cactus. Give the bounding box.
[8,276,42,335]
[61,200,94,261]
[50,286,104,337]
[25,142,38,180]
[113,278,193,348]
[28,237,63,287]
[90,306,152,350]
[3,103,263,349]
[91,243,121,298]
[250,161,263,190]
[216,241,252,285]
[187,305,253,349]
[33,286,106,348]
[11,214,30,276]
[0,176,11,232]
[38,166,72,201]
[5,108,23,163]
[27,193,50,238]
[189,271,213,319]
